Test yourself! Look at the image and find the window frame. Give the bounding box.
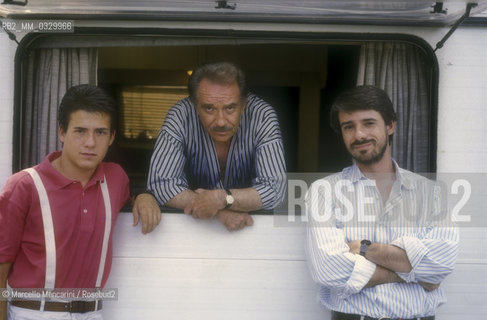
[12,27,439,173]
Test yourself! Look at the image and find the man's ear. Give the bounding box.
[58,126,66,144]
[387,120,396,136]
[109,131,116,146]
[240,98,247,111]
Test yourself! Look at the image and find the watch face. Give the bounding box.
[226,194,235,205]
[361,240,371,245]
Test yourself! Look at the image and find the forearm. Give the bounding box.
[179,187,262,218]
[166,189,196,210]
[362,259,438,291]
[0,263,12,320]
[364,264,404,288]
[365,243,412,273]
[307,227,371,291]
[391,232,458,283]
[228,188,262,212]
[366,264,440,291]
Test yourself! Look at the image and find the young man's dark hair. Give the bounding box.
[58,84,118,133]
[329,85,397,144]
[188,62,247,104]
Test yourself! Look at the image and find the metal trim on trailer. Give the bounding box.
[1,1,487,27]
[0,12,470,27]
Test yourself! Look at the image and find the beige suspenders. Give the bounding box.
[96,177,112,286]
[23,168,56,311]
[23,168,112,310]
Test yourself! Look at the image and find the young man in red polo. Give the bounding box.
[0,85,143,319]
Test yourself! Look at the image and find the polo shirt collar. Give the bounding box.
[88,163,106,187]
[37,151,106,189]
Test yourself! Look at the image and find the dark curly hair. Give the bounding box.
[58,84,117,133]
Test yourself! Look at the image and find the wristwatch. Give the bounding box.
[224,188,234,209]
[359,240,371,257]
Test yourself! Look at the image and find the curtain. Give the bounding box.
[21,48,98,168]
[357,42,431,172]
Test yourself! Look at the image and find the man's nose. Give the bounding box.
[355,126,367,140]
[84,132,96,147]
[215,110,226,126]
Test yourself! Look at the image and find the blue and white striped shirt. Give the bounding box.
[305,162,459,318]
[147,94,286,210]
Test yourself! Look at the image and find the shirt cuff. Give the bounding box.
[253,183,277,210]
[339,254,376,298]
[390,236,429,282]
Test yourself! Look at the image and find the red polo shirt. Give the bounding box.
[0,151,130,289]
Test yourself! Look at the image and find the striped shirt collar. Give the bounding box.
[344,159,416,191]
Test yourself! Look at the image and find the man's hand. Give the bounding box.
[418,281,440,292]
[365,265,405,288]
[133,193,162,234]
[216,210,253,231]
[184,189,226,219]
[347,240,361,255]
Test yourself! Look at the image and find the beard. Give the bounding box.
[350,138,388,165]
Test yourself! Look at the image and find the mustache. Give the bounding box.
[351,139,375,147]
[210,126,233,132]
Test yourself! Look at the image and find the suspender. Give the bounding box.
[24,168,56,290]
[23,168,112,290]
[96,178,112,288]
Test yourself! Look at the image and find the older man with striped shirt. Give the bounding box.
[305,86,458,320]
[134,62,286,231]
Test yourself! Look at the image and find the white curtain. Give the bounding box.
[21,48,98,168]
[357,42,431,172]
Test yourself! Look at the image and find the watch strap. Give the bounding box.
[224,188,234,209]
[359,240,371,257]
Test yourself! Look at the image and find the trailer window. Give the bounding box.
[15,34,438,201]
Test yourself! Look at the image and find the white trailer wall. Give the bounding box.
[435,27,487,173]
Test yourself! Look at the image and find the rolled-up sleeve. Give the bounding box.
[147,128,188,206]
[305,180,376,299]
[391,228,459,283]
[392,180,459,284]
[251,103,286,210]
[253,139,286,209]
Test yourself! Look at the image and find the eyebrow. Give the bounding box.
[73,126,110,131]
[340,118,378,127]
[225,102,239,108]
[361,118,378,122]
[199,102,240,109]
